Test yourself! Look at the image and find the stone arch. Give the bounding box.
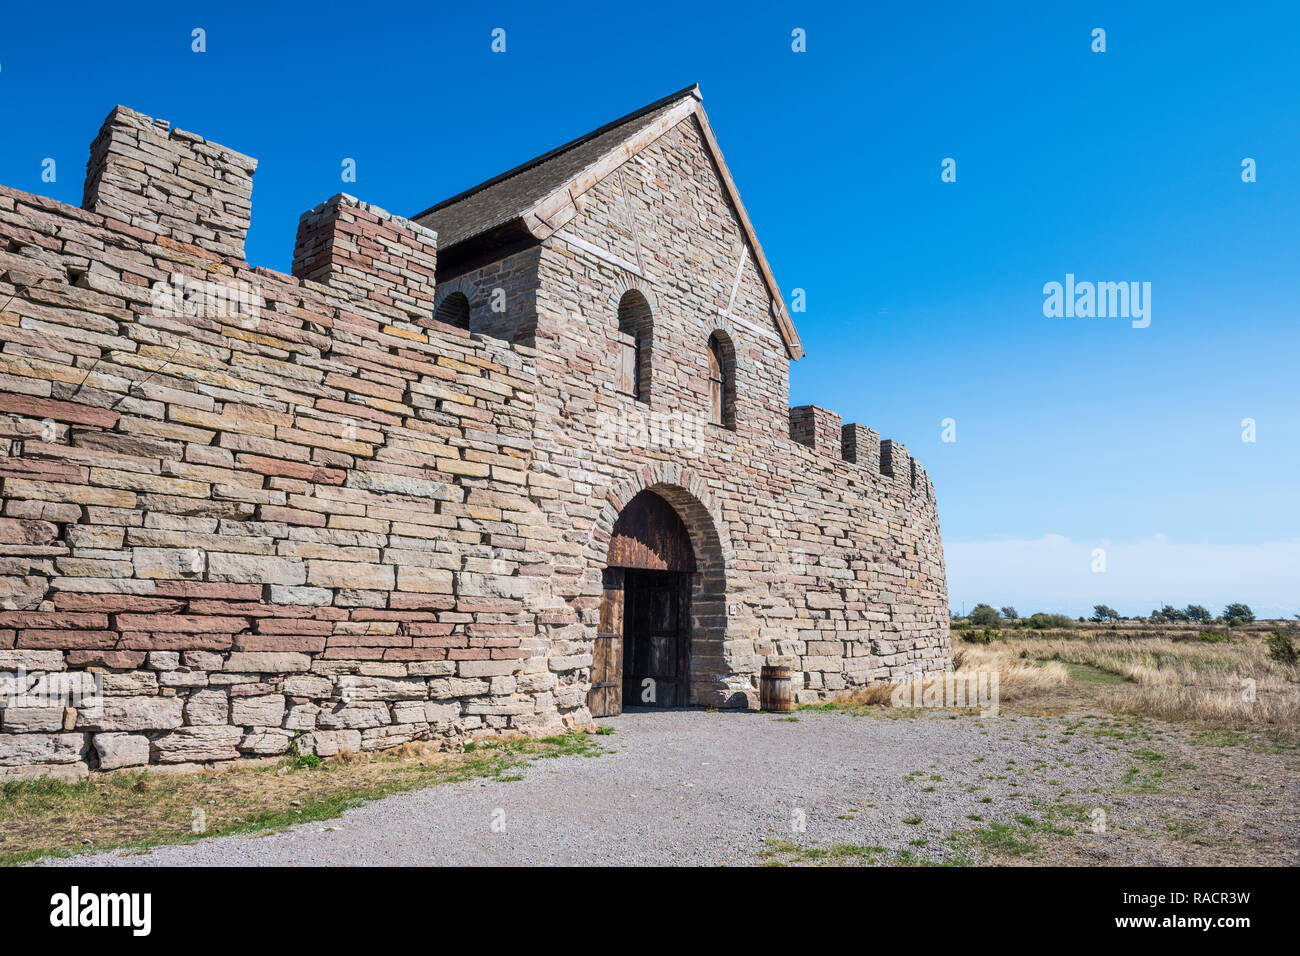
[584,462,750,708]
[706,313,741,361]
[603,272,660,316]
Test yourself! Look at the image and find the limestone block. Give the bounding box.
[0,732,85,765]
[1,706,65,732]
[337,675,426,700]
[238,731,291,755]
[225,652,311,673]
[303,729,361,757]
[151,726,242,763]
[184,689,229,725]
[231,694,286,726]
[77,697,183,731]
[93,732,150,770]
[316,701,390,730]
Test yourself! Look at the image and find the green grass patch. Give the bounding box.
[1040,659,1130,685]
[0,731,606,867]
[758,839,887,865]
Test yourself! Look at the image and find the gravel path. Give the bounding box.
[42,707,1156,866]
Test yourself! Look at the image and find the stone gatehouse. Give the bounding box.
[0,85,949,777]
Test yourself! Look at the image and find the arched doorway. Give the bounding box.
[589,489,698,715]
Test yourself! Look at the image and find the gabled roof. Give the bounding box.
[413,85,803,360]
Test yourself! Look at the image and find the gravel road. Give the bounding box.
[41,706,1163,866]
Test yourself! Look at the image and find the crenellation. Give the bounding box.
[82,105,257,262]
[292,194,439,326]
[788,405,842,459]
[841,422,880,472]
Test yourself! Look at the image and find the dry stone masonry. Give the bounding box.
[0,88,949,778]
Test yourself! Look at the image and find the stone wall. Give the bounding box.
[0,107,581,779]
[0,104,949,778]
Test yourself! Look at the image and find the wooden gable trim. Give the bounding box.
[689,102,804,361]
[519,90,805,361]
[522,95,700,241]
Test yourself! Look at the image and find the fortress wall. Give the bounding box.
[0,110,582,779]
[0,104,949,776]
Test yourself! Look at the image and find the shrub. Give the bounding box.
[1199,631,1227,643]
[1267,631,1297,665]
[1027,613,1073,630]
[960,627,1001,644]
[970,604,1000,627]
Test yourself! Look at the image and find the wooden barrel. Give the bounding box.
[760,665,794,712]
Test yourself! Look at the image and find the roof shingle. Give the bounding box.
[413,85,699,251]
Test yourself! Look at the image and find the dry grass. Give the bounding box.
[979,622,1300,734]
[822,645,1070,715]
[0,731,606,866]
[841,682,897,707]
[815,622,1300,737]
[953,643,1071,700]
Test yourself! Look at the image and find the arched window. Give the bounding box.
[708,332,735,429]
[616,290,652,403]
[434,291,470,330]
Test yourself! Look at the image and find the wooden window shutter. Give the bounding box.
[708,337,723,425]
[618,331,639,398]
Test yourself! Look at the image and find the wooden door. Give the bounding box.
[622,570,691,707]
[588,568,624,717]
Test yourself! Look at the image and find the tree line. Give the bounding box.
[956,603,1259,627]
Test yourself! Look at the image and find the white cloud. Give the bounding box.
[945,534,1300,620]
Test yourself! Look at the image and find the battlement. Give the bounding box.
[789,405,841,458]
[787,409,935,503]
[83,106,257,260]
[292,194,439,327]
[76,106,441,335]
[841,423,880,472]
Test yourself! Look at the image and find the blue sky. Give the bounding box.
[2,1,1296,617]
